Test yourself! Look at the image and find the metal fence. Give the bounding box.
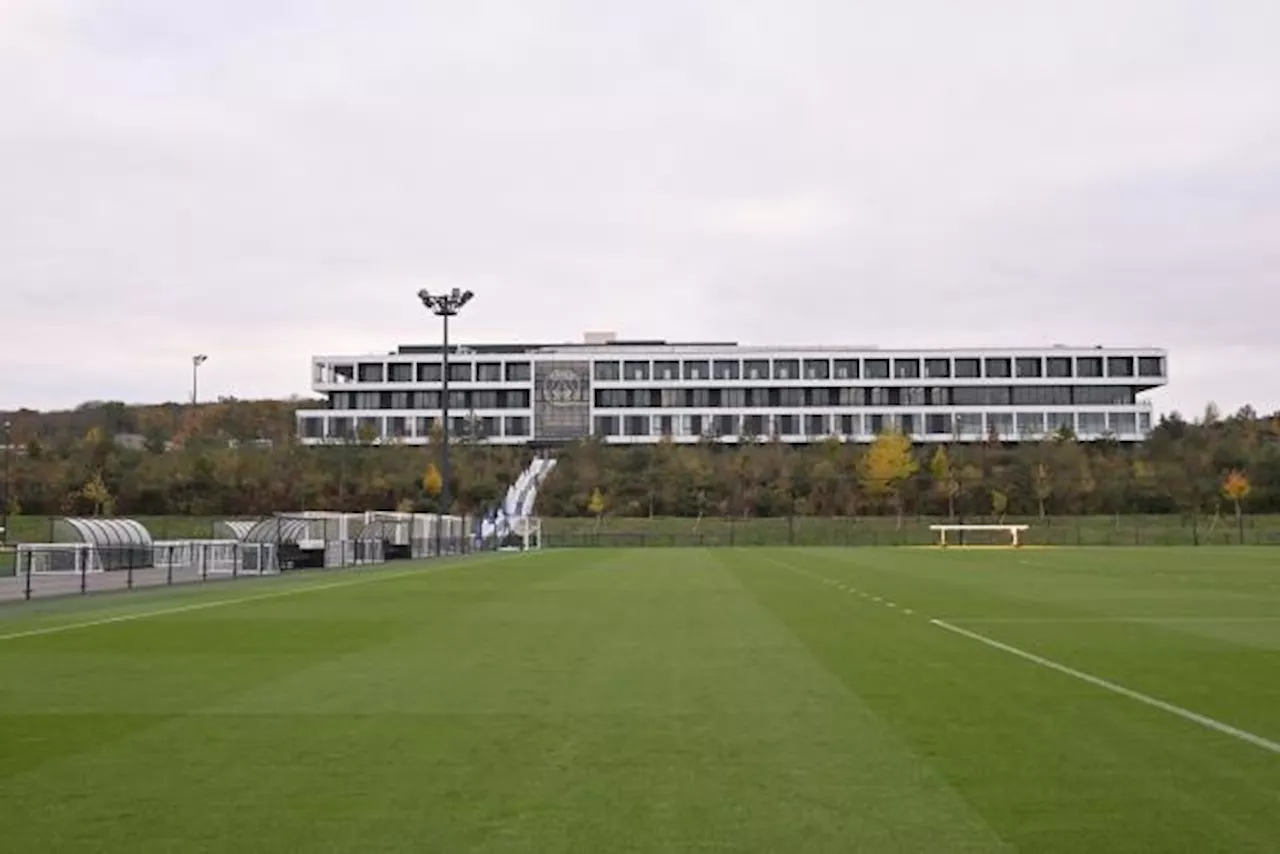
[0,513,502,605]
[544,515,1280,549]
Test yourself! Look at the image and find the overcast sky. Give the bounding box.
[2,0,1277,417]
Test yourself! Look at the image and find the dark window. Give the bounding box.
[776,414,798,435]
[1046,357,1072,378]
[984,357,1012,378]
[1107,356,1134,377]
[504,362,531,382]
[805,414,828,435]
[952,386,1012,406]
[901,387,926,406]
[1077,356,1103,378]
[864,359,889,379]
[714,414,738,436]
[505,416,530,437]
[413,390,440,409]
[839,414,858,435]
[803,359,831,380]
[654,360,679,380]
[833,359,859,379]
[448,390,466,409]
[1015,357,1042,378]
[594,361,621,381]
[807,388,832,406]
[300,417,324,439]
[773,359,800,380]
[390,391,409,409]
[899,413,918,435]
[624,360,650,380]
[624,415,650,436]
[1073,386,1134,405]
[471,390,499,409]
[658,415,675,436]
[357,362,385,382]
[925,413,952,435]
[743,414,766,435]
[388,362,413,383]
[448,362,472,382]
[631,388,654,407]
[722,388,745,407]
[330,392,353,410]
[894,359,920,379]
[743,359,770,380]
[713,359,740,380]
[1012,386,1072,406]
[838,387,866,406]
[954,358,981,378]
[592,416,618,437]
[1138,356,1164,377]
[683,360,710,380]
[502,389,530,408]
[924,358,950,378]
[476,362,502,382]
[779,388,803,407]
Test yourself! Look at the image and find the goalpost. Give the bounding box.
[929,524,1031,548]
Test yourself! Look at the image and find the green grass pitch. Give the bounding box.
[1,547,1278,852]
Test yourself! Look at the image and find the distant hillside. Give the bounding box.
[2,397,323,449]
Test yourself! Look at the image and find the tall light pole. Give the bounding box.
[417,287,474,517]
[1,420,11,545]
[191,354,208,405]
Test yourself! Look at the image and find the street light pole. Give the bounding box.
[191,354,208,405]
[1,420,11,545]
[417,288,474,519]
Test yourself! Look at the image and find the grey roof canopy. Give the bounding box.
[52,518,154,548]
[242,517,313,545]
[213,520,257,540]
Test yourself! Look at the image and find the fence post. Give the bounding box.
[22,550,32,601]
[127,554,134,591]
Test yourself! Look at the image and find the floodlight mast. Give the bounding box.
[191,354,208,406]
[417,288,475,521]
[1,420,10,545]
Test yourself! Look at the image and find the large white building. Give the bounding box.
[297,334,1167,446]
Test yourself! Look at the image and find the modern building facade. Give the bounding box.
[297,334,1167,446]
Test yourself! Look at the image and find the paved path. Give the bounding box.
[0,566,270,603]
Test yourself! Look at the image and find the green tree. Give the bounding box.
[930,445,959,519]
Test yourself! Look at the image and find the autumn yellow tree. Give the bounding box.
[422,462,443,508]
[1222,469,1251,544]
[859,430,918,528]
[587,487,606,529]
[80,472,114,517]
[929,445,959,519]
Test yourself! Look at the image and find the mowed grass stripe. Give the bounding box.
[732,548,1280,853]
[1,549,1008,853]
[0,554,511,642]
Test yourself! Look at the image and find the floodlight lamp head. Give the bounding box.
[193,354,208,366]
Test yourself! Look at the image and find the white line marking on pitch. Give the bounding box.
[903,609,914,615]
[944,616,1280,624]
[931,619,1280,756]
[0,557,505,643]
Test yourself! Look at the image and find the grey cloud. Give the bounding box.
[1,0,1278,416]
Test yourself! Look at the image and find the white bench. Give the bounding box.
[929,524,1031,547]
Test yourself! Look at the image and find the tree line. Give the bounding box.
[2,399,1278,522]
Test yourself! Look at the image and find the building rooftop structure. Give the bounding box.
[297,333,1168,447]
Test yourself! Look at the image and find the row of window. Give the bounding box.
[592,355,1162,381]
[595,410,1148,438]
[330,389,532,411]
[300,415,531,441]
[592,385,1137,408]
[300,410,1151,441]
[329,361,533,384]
[325,354,1165,385]
[326,384,1138,411]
